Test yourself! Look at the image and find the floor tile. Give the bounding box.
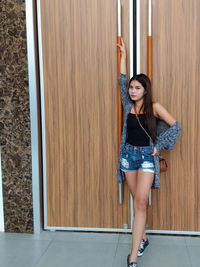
[54,231,119,243]
[186,245,200,267]
[112,243,131,267]
[185,236,200,246]
[0,238,51,267]
[115,236,191,267]
[147,234,187,246]
[0,231,198,267]
[119,234,187,246]
[0,231,56,241]
[138,242,191,267]
[118,233,132,244]
[36,240,118,267]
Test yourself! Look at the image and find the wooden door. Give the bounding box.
[38,0,131,229]
[141,0,200,231]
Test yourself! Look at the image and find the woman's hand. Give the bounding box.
[117,37,127,74]
[152,147,159,156]
[116,37,126,57]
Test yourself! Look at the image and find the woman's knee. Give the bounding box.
[133,195,148,212]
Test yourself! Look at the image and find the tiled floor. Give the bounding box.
[0,231,199,267]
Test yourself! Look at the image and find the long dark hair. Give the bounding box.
[129,74,157,143]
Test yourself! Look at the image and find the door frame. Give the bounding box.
[27,0,200,235]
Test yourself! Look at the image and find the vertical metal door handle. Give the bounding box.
[118,184,123,205]
[117,0,123,205]
[147,0,152,81]
[148,0,152,207]
[148,189,152,206]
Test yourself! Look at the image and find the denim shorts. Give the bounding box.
[120,143,155,173]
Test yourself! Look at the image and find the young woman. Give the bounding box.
[116,38,181,267]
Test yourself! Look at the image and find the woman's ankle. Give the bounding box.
[142,233,147,241]
[129,253,138,263]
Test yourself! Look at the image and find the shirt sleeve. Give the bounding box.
[155,121,181,151]
[118,73,133,109]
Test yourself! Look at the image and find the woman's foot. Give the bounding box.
[127,254,137,267]
[137,238,149,256]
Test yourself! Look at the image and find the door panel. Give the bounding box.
[39,0,200,232]
[39,0,131,228]
[141,0,200,231]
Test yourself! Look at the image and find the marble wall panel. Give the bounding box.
[0,0,33,232]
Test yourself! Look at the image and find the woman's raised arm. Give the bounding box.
[116,37,127,74]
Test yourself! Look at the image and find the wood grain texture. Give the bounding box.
[141,0,200,231]
[40,0,130,228]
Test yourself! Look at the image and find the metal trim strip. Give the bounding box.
[36,0,48,229]
[136,0,140,74]
[44,226,200,235]
[129,0,134,229]
[25,0,41,233]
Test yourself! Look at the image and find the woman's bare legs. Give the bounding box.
[131,170,154,262]
[125,170,154,263]
[125,171,148,244]
[125,170,138,197]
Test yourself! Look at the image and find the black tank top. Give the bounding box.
[126,113,153,146]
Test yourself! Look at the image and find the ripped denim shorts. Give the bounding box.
[120,143,155,173]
